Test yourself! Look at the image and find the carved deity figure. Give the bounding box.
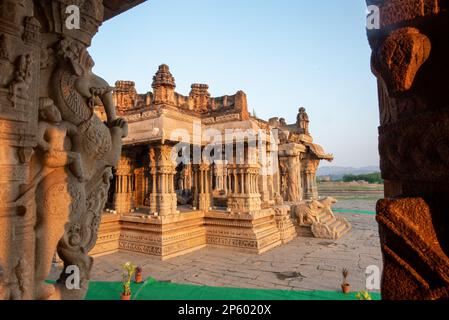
[297,107,309,135]
[10,54,32,102]
[28,99,87,300]
[37,98,84,182]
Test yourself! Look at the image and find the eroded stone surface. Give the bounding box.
[367,0,449,300]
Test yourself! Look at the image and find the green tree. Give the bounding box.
[342,172,383,184]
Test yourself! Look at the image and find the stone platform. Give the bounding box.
[204,210,282,254]
[91,206,297,259]
[54,204,381,293]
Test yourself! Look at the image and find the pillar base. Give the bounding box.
[227,194,262,214]
[113,192,134,214]
[117,211,206,260]
[198,193,211,212]
[155,193,178,215]
[273,205,297,244]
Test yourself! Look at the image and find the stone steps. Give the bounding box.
[311,212,351,240]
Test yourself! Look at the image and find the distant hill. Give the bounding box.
[317,166,380,180]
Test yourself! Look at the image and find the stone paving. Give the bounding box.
[50,199,382,293]
[333,198,379,212]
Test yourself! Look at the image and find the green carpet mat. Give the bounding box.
[84,278,381,300]
[333,209,376,215]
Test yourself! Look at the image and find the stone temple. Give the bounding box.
[3,0,447,301]
[89,64,352,260]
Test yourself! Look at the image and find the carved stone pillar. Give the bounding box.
[366,0,449,300]
[192,164,199,209]
[0,0,40,301]
[213,160,227,192]
[0,0,134,300]
[287,154,301,202]
[113,154,134,214]
[301,156,319,201]
[150,145,177,216]
[278,144,304,202]
[133,167,145,208]
[198,162,211,212]
[227,146,262,214]
[258,146,271,204]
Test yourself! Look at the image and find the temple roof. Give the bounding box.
[103,0,147,21]
[306,142,334,162]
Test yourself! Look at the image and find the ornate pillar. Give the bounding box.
[198,162,211,212]
[113,154,134,214]
[213,160,227,192]
[301,156,319,201]
[227,145,262,214]
[149,145,177,216]
[133,167,145,208]
[148,148,157,213]
[258,137,272,204]
[367,0,449,300]
[0,0,140,300]
[192,164,199,209]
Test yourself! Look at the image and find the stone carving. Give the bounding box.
[37,98,85,182]
[9,54,33,104]
[372,27,431,95]
[286,155,300,202]
[50,38,127,297]
[114,81,140,113]
[377,198,449,300]
[189,84,211,112]
[0,34,9,60]
[296,107,309,135]
[0,34,13,87]
[366,0,449,299]
[295,197,351,240]
[0,0,146,301]
[320,196,336,218]
[152,64,176,105]
[379,111,449,182]
[108,64,250,119]
[296,200,323,226]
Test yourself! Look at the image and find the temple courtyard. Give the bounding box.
[49,198,382,294]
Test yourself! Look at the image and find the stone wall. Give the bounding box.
[367,0,449,300]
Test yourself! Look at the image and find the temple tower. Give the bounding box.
[152,64,176,106]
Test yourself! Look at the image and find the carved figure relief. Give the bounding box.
[9,54,33,105]
[297,107,309,135]
[37,98,85,182]
[296,200,323,226]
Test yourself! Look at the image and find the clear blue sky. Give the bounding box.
[90,0,379,167]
